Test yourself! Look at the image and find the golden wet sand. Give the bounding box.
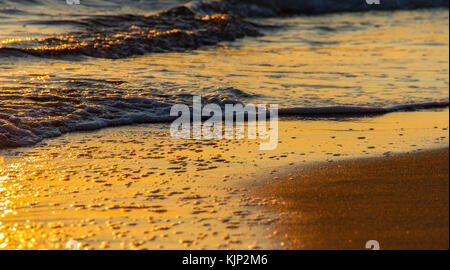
[257,148,449,250]
[0,109,448,250]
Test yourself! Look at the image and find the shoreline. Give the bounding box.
[0,109,448,249]
[257,148,449,250]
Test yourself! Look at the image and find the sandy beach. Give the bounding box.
[0,2,448,252]
[0,108,448,249]
[257,148,449,250]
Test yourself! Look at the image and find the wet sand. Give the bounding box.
[0,109,448,249]
[258,148,449,250]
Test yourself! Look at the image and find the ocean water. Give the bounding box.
[0,0,449,148]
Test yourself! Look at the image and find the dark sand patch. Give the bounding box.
[258,148,449,250]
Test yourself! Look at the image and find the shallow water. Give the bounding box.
[0,1,449,148]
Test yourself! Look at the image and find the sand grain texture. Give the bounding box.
[260,148,449,250]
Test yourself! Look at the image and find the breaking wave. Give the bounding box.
[0,0,448,59]
[0,6,261,59]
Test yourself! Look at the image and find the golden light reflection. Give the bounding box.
[0,9,447,250]
[200,14,231,21]
[0,37,34,46]
[0,108,448,249]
